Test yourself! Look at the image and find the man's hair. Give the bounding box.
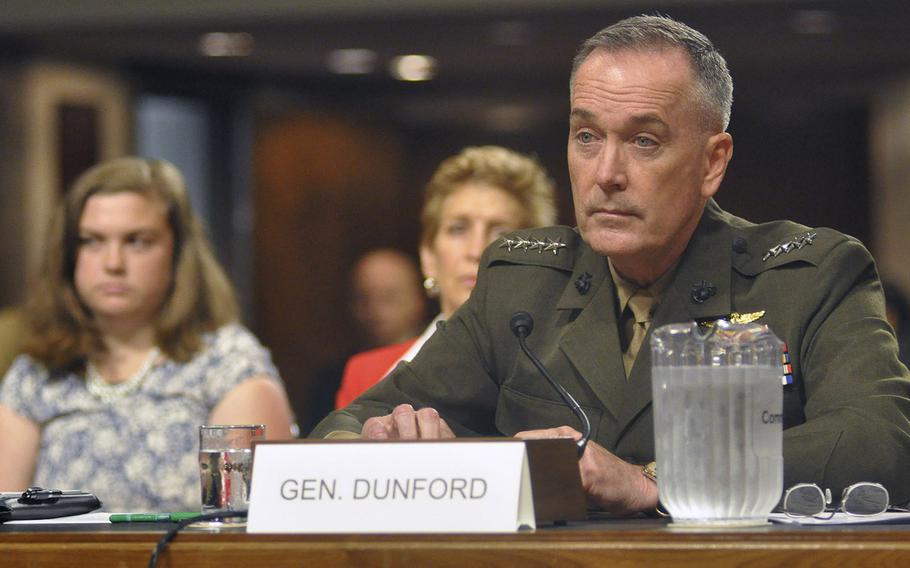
[571,14,733,132]
[23,157,239,370]
[420,146,558,246]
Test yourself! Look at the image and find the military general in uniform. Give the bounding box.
[312,15,910,513]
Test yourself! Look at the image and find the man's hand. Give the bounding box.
[514,426,658,514]
[361,404,456,439]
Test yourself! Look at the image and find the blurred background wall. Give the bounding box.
[1,0,908,428]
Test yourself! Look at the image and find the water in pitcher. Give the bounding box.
[652,364,782,525]
[199,448,254,513]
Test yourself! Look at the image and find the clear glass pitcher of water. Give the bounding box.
[650,320,783,526]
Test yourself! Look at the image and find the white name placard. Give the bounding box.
[246,440,535,533]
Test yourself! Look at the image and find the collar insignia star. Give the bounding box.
[499,236,567,255]
[762,232,817,262]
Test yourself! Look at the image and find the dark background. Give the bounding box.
[1,0,906,427]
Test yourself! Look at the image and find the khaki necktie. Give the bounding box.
[622,291,654,378]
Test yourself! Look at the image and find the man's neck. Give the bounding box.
[610,255,677,289]
[610,256,680,294]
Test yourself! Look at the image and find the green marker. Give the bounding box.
[109,512,202,523]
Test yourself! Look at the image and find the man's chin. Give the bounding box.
[582,230,641,259]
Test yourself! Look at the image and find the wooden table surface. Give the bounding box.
[3,516,910,567]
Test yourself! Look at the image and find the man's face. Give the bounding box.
[568,47,731,284]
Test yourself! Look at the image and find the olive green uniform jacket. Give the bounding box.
[312,200,910,504]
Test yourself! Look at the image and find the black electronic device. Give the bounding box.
[0,487,102,522]
[509,311,592,457]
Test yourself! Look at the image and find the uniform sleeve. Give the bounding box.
[782,238,910,503]
[0,355,47,423]
[202,324,283,408]
[310,257,503,439]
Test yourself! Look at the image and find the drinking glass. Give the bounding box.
[198,424,266,526]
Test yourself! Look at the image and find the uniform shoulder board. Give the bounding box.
[486,226,579,271]
[732,222,852,276]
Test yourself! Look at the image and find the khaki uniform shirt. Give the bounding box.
[609,259,675,377]
[312,200,910,504]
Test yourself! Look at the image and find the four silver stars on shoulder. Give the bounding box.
[502,231,816,261]
[499,235,567,255]
[762,231,817,262]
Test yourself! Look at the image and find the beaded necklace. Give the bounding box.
[85,347,160,403]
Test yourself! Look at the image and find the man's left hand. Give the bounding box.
[514,425,658,514]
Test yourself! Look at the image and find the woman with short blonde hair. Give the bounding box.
[420,145,557,249]
[335,146,557,409]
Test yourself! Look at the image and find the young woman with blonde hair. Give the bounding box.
[0,157,294,510]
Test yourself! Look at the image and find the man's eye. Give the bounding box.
[577,132,596,144]
[633,136,656,148]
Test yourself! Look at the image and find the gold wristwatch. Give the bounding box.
[642,461,657,483]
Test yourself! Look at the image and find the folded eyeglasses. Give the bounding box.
[781,482,890,518]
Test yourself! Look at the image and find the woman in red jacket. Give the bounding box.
[335,146,558,409]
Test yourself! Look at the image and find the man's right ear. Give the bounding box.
[700,132,733,200]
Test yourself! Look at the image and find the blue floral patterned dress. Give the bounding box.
[0,324,283,512]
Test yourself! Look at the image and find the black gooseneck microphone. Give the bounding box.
[509,311,592,457]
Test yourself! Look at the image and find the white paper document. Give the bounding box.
[5,512,112,525]
[768,511,910,525]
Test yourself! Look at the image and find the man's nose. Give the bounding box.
[594,140,627,191]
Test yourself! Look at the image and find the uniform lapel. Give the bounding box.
[616,200,735,438]
[556,241,626,430]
